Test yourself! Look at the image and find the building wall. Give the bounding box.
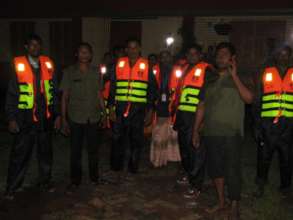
[82,17,111,65]
[141,17,183,57]
[195,15,293,50]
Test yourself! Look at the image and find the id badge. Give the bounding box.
[161,93,167,102]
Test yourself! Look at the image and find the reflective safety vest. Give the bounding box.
[175,62,209,113]
[115,57,149,103]
[14,56,54,121]
[261,67,293,118]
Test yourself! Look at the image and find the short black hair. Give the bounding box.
[216,42,236,56]
[25,34,42,45]
[126,38,141,46]
[186,44,203,54]
[76,42,93,54]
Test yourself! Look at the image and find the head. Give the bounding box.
[148,54,158,67]
[186,44,203,65]
[274,45,292,67]
[126,38,141,60]
[24,34,42,58]
[76,42,93,64]
[159,50,173,66]
[215,42,236,70]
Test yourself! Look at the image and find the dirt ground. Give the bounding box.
[0,130,292,220]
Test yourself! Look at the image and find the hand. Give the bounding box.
[144,109,154,127]
[54,116,61,131]
[8,120,20,134]
[192,131,201,149]
[109,107,116,122]
[229,56,237,76]
[61,118,70,136]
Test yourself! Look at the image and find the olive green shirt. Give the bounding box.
[203,72,248,137]
[60,65,103,124]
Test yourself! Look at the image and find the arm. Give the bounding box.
[144,70,159,126]
[230,58,254,104]
[5,67,20,133]
[147,70,159,110]
[59,70,71,135]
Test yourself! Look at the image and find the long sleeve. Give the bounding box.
[52,71,60,119]
[147,70,159,109]
[5,66,19,122]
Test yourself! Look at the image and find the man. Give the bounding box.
[254,45,293,198]
[108,38,158,181]
[192,42,253,219]
[5,34,60,200]
[171,44,211,200]
[148,53,158,69]
[150,51,181,167]
[60,42,106,192]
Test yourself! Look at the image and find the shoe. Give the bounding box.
[183,188,201,199]
[176,176,189,186]
[3,191,15,201]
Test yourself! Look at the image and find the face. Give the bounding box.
[159,52,172,66]
[77,46,93,64]
[216,48,234,70]
[186,48,201,65]
[276,48,291,66]
[25,39,41,58]
[126,41,140,60]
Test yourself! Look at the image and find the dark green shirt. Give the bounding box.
[60,65,103,124]
[202,72,247,137]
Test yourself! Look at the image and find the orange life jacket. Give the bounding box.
[261,67,293,120]
[14,56,54,122]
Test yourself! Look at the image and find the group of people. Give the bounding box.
[3,33,293,220]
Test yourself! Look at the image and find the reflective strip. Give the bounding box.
[262,102,293,110]
[116,81,148,89]
[178,104,197,112]
[283,94,293,102]
[179,88,200,104]
[116,88,147,96]
[262,94,293,102]
[261,110,293,117]
[18,84,34,109]
[115,95,147,103]
[44,80,53,105]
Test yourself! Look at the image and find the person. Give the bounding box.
[254,45,293,198]
[100,52,114,129]
[60,42,106,193]
[148,53,158,69]
[150,50,181,167]
[108,38,158,182]
[192,42,254,219]
[5,34,61,200]
[170,44,212,200]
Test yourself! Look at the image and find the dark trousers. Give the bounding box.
[257,119,293,189]
[174,111,205,190]
[205,136,242,201]
[6,129,52,193]
[70,121,99,185]
[110,111,145,173]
